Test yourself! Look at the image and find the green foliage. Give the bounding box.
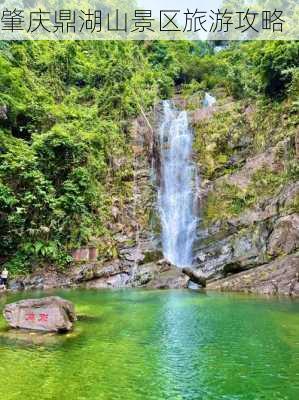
[203,166,293,226]
[248,168,289,198]
[203,183,255,226]
[193,101,249,180]
[258,42,299,98]
[0,39,298,274]
[182,41,299,101]
[0,40,181,274]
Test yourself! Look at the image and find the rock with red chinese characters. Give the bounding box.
[3,296,76,332]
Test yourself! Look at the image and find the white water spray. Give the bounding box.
[157,101,198,268]
[203,93,216,108]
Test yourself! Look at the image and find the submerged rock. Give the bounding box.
[3,296,76,332]
[0,329,79,346]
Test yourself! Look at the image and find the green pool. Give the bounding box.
[0,289,299,400]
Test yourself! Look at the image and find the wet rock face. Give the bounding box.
[9,267,71,292]
[192,135,298,294]
[207,255,299,297]
[194,223,269,279]
[268,214,299,257]
[194,182,299,286]
[214,145,284,191]
[85,272,131,289]
[3,296,76,332]
[6,259,189,292]
[83,261,189,290]
[134,262,189,289]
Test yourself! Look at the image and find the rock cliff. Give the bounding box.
[190,94,298,296]
[5,96,299,297]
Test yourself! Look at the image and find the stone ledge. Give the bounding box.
[206,254,299,297]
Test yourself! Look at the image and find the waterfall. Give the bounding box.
[203,93,216,108]
[157,101,198,268]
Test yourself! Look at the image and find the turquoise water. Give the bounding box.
[0,289,299,400]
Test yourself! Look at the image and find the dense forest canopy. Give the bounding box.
[0,40,298,273]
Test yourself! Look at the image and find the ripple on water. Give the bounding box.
[0,289,299,400]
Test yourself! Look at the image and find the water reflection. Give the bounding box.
[0,289,299,400]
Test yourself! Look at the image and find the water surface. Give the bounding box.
[0,289,299,400]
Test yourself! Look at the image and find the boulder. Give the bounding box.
[3,296,76,332]
[268,214,299,257]
[182,267,207,287]
[85,273,131,289]
[144,265,189,289]
[147,274,189,289]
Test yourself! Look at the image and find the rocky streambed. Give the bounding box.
[7,260,190,293]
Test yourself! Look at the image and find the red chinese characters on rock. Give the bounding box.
[25,312,48,322]
[25,312,35,321]
[4,296,76,332]
[38,313,48,322]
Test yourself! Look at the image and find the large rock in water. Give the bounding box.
[3,296,76,332]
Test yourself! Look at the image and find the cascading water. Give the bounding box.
[157,101,198,268]
[203,92,216,107]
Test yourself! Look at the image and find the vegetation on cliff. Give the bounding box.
[0,40,298,273]
[185,41,299,225]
